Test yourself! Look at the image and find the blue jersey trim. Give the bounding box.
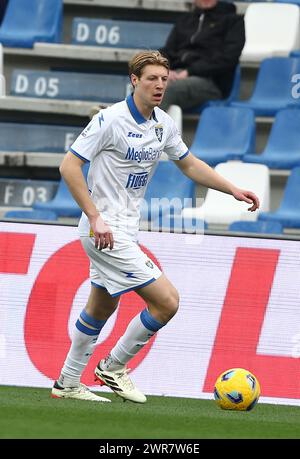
[179,150,190,160]
[69,147,90,163]
[126,94,157,124]
[110,277,157,297]
[91,281,108,291]
[126,94,146,124]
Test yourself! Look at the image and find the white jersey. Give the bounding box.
[70,95,189,240]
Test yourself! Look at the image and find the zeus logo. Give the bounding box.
[128,132,143,138]
[126,172,148,189]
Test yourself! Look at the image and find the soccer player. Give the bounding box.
[51,51,259,403]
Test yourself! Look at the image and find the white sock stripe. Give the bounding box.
[78,316,98,331]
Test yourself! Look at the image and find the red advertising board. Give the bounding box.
[0,222,299,405]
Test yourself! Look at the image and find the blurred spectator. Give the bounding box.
[159,0,245,111]
[0,0,8,25]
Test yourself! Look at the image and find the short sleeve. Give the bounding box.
[163,120,189,161]
[69,111,112,162]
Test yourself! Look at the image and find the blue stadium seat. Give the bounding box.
[140,161,196,222]
[0,122,82,153]
[190,106,256,166]
[228,220,283,234]
[72,18,173,49]
[33,163,89,217]
[290,50,300,57]
[4,209,58,221]
[190,65,241,114]
[275,0,300,4]
[11,69,128,103]
[258,166,300,228]
[243,108,300,169]
[0,0,63,48]
[231,57,300,116]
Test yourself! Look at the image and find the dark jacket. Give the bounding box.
[160,2,245,98]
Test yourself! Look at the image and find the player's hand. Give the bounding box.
[176,70,189,80]
[168,70,180,81]
[232,188,260,212]
[89,215,114,250]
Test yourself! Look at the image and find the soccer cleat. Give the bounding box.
[94,360,147,404]
[51,381,111,402]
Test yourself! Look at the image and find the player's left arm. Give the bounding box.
[175,152,260,212]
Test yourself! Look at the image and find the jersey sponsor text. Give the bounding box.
[126,171,149,189]
[125,146,161,163]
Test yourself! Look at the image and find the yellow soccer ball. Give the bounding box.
[214,368,260,411]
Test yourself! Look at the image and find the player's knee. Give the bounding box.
[160,287,180,322]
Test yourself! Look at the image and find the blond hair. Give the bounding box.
[128,50,169,78]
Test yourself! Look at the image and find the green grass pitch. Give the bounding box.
[0,386,299,439]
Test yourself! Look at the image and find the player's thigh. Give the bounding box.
[136,274,179,318]
[85,284,120,320]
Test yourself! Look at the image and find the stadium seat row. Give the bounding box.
[0,1,300,66]
[8,56,300,116]
[0,122,81,152]
[11,70,130,103]
[0,0,173,49]
[0,209,285,235]
[1,106,300,170]
[3,164,300,231]
[191,107,300,169]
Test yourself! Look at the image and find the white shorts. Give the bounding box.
[80,234,162,297]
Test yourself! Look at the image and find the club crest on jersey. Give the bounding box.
[146,259,154,269]
[155,124,163,142]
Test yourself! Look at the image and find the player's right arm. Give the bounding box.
[59,151,114,250]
